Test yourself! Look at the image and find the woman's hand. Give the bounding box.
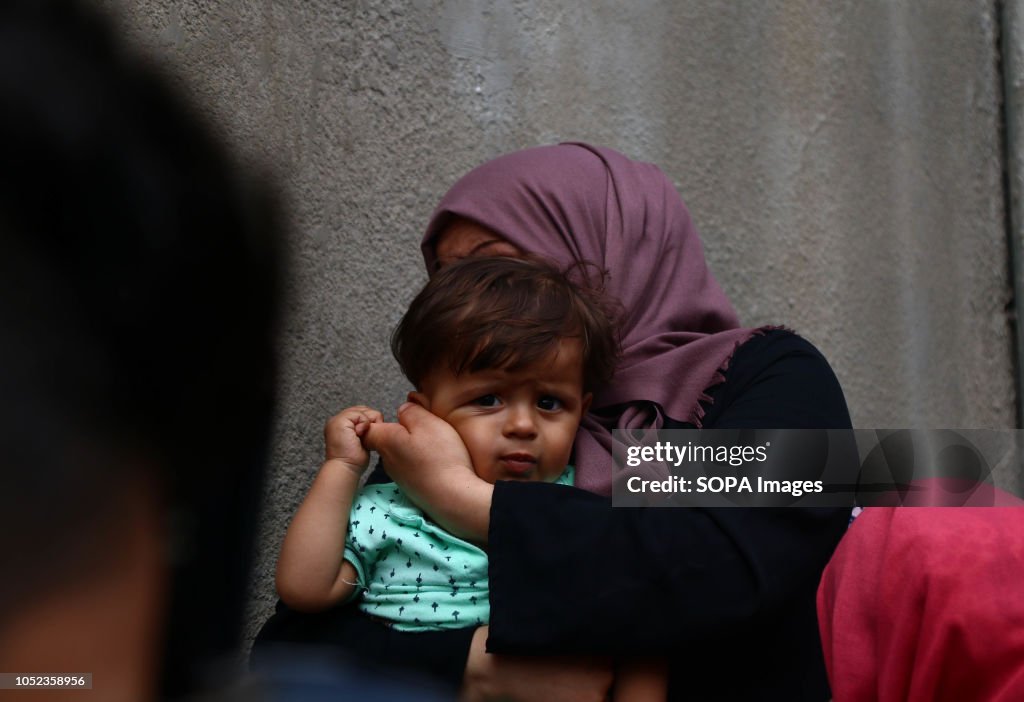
[363,402,493,543]
[461,627,615,702]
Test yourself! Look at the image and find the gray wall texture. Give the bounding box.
[106,0,1018,648]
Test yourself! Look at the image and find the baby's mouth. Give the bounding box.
[499,452,537,475]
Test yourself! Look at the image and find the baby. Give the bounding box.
[276,256,663,700]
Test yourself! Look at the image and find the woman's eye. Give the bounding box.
[537,396,563,411]
[474,394,500,407]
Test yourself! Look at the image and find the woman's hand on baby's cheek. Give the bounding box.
[363,402,493,541]
[363,402,473,488]
[323,406,382,475]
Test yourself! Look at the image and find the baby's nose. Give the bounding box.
[502,405,538,438]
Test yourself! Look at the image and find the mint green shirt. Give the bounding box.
[343,467,574,632]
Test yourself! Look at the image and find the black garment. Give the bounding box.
[253,330,851,701]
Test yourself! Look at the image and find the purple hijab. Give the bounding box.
[423,143,762,496]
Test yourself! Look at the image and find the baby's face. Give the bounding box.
[413,339,591,484]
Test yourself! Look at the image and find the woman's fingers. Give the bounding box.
[363,406,492,542]
[395,399,435,424]
[360,419,409,452]
[364,404,471,477]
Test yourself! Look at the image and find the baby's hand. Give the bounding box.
[323,406,383,476]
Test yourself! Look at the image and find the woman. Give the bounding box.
[258,143,851,701]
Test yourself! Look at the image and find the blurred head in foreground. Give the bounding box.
[0,1,282,699]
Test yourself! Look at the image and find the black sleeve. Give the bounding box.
[486,331,851,698]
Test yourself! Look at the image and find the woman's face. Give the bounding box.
[434,217,525,270]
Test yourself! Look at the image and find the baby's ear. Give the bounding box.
[581,392,593,415]
[408,391,431,411]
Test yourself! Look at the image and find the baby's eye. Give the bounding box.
[537,396,563,411]
[473,394,501,407]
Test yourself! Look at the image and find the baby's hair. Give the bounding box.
[392,256,620,392]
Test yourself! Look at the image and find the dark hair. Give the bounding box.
[0,0,281,696]
[392,256,620,391]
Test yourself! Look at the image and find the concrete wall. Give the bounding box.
[106,0,1015,647]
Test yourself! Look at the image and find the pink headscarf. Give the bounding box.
[818,504,1024,701]
[423,143,761,495]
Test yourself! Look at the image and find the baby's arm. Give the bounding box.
[612,660,668,702]
[275,406,382,612]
